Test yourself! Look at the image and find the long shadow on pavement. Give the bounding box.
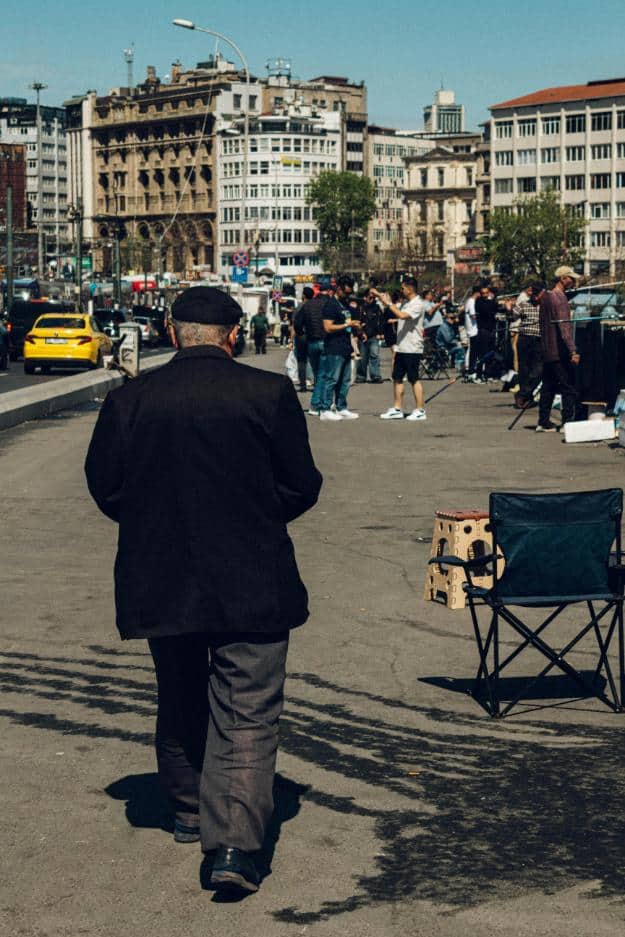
[1,646,625,923]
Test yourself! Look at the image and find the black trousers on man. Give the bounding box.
[538,359,578,426]
[148,631,289,853]
[475,329,496,380]
[517,334,543,403]
[294,336,308,391]
[254,331,267,354]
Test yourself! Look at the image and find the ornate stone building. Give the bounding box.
[81,58,260,276]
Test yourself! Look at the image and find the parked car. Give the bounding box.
[7,299,76,360]
[132,315,160,348]
[23,313,112,374]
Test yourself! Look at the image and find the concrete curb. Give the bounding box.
[0,352,174,432]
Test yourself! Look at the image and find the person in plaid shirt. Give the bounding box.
[514,281,545,409]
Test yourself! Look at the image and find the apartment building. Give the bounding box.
[262,66,367,175]
[0,98,69,254]
[217,104,341,277]
[489,77,625,276]
[365,126,432,268]
[404,134,480,265]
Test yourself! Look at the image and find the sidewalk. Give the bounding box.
[2,348,625,937]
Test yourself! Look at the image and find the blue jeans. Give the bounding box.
[356,338,381,381]
[308,340,326,410]
[320,353,352,412]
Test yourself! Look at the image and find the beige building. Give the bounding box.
[488,77,625,276]
[404,135,479,267]
[78,57,260,276]
[364,126,432,269]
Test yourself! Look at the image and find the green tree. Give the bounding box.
[306,171,376,272]
[482,190,586,289]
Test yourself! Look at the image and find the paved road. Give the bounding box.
[0,346,168,394]
[2,348,625,937]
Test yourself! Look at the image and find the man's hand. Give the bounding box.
[571,353,581,366]
[348,320,362,330]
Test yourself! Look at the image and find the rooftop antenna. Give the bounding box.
[123,44,135,89]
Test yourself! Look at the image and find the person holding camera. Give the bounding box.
[374,277,428,422]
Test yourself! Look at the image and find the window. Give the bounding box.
[591,231,611,247]
[590,203,610,219]
[616,173,625,188]
[591,173,611,189]
[566,114,586,134]
[565,175,586,192]
[618,143,625,159]
[373,143,383,156]
[518,119,536,137]
[618,111,625,130]
[591,144,612,160]
[437,168,445,186]
[617,232,625,247]
[542,117,561,135]
[495,150,513,166]
[616,202,625,218]
[566,203,585,217]
[495,178,513,194]
[541,147,559,164]
[495,121,513,139]
[566,145,585,162]
[249,95,257,110]
[541,176,560,191]
[592,111,612,132]
[517,177,537,193]
[466,169,473,186]
[420,169,427,186]
[517,149,537,165]
[233,94,242,110]
[437,201,445,221]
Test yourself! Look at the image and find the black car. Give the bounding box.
[7,299,76,360]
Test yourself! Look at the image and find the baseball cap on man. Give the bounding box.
[554,265,582,281]
[171,286,242,325]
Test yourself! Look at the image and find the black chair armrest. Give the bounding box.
[428,553,499,570]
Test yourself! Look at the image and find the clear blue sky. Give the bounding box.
[2,0,624,129]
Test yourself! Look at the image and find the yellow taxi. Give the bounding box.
[23,313,113,374]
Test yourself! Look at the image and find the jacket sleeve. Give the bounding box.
[84,392,125,522]
[270,378,322,523]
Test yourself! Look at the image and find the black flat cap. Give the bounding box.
[171,286,242,325]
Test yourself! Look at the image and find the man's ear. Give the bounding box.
[227,325,239,351]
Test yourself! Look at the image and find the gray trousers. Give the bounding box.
[148,631,289,852]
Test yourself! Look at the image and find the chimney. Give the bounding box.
[171,61,182,83]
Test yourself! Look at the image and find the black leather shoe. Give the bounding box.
[209,846,260,893]
[174,819,200,843]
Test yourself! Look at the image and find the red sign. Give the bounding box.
[131,278,157,292]
[233,250,250,268]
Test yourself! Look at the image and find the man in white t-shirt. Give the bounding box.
[463,285,480,376]
[372,277,427,421]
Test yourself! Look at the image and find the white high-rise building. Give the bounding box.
[216,103,341,278]
[424,90,465,135]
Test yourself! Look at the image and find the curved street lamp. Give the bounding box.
[173,18,250,263]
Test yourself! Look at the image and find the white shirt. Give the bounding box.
[395,296,425,354]
[464,296,478,338]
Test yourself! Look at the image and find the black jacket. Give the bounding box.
[85,345,322,640]
[293,295,326,341]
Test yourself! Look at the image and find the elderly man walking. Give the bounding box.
[537,266,581,432]
[85,287,322,896]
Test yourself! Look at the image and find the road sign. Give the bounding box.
[232,266,248,284]
[232,250,250,268]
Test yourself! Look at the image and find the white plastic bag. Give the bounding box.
[285,349,298,383]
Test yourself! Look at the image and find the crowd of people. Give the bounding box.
[275,264,583,431]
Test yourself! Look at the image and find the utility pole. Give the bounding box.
[67,200,83,310]
[30,81,48,280]
[1,151,14,310]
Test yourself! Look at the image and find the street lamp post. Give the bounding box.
[30,81,48,280]
[67,199,83,310]
[172,19,250,261]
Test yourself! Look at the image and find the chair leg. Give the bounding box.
[619,600,625,709]
[469,599,497,716]
[492,609,500,717]
[588,601,621,709]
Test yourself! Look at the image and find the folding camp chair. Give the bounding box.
[421,335,451,380]
[429,489,625,717]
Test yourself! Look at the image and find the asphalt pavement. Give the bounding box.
[2,344,625,937]
[0,346,167,394]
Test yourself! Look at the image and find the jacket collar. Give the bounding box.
[171,345,233,362]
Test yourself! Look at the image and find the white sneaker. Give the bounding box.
[380,407,404,420]
[319,410,343,421]
[337,409,359,419]
[307,408,320,416]
[406,408,427,421]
